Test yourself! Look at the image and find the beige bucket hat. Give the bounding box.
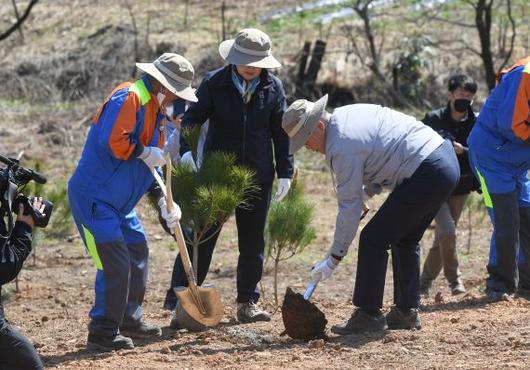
[219,28,281,69]
[282,95,328,154]
[136,53,198,102]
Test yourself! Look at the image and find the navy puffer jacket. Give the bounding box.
[181,65,294,185]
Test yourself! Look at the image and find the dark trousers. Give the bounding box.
[486,193,530,293]
[353,140,459,310]
[0,324,43,370]
[164,182,272,309]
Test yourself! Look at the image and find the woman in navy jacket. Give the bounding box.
[164,28,294,323]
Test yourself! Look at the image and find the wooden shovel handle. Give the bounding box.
[152,165,198,290]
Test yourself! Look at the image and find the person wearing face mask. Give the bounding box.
[468,56,530,301]
[68,53,197,351]
[163,28,294,324]
[419,74,480,297]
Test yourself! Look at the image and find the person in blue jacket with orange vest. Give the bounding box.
[68,53,197,351]
[468,56,530,300]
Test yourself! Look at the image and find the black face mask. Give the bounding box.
[454,99,472,113]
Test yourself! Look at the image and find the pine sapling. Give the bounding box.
[170,126,258,276]
[266,177,316,307]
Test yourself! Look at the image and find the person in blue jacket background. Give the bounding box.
[68,53,197,351]
[467,56,530,300]
[163,28,294,324]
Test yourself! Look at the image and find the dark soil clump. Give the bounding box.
[281,287,327,341]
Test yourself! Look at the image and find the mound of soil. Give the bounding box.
[281,287,327,341]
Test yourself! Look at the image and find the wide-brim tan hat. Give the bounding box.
[219,28,281,69]
[136,53,198,102]
[282,94,328,154]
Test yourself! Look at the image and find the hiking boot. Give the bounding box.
[450,280,466,295]
[485,288,512,302]
[87,333,134,351]
[386,307,421,330]
[331,309,388,335]
[237,301,271,323]
[120,321,162,339]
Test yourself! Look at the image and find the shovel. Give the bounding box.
[152,159,223,328]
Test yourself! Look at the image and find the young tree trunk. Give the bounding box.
[221,1,226,41]
[273,257,280,307]
[467,206,472,254]
[192,243,199,279]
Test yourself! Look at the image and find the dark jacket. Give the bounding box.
[422,103,480,195]
[181,65,294,185]
[0,219,33,330]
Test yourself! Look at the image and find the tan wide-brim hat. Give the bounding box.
[136,53,198,102]
[219,28,281,69]
[282,95,328,154]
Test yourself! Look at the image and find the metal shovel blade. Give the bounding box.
[174,285,224,329]
[152,165,224,329]
[303,279,319,300]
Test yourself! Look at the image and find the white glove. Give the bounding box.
[158,197,181,232]
[180,151,198,172]
[274,178,292,201]
[138,146,166,169]
[311,255,338,282]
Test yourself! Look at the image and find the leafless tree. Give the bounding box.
[0,0,39,42]
[11,0,24,42]
[344,0,406,106]
[414,0,516,91]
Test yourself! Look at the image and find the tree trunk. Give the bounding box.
[305,40,327,84]
[0,0,39,42]
[11,0,24,42]
[221,1,226,41]
[467,206,472,254]
[193,243,199,279]
[274,257,279,307]
[475,0,496,91]
[295,41,311,96]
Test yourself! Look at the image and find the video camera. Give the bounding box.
[0,154,53,229]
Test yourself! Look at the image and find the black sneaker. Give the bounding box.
[237,301,271,323]
[120,321,162,339]
[331,309,388,335]
[386,307,421,330]
[87,333,134,351]
[485,288,512,302]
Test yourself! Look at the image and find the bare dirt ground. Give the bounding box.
[3,170,529,369]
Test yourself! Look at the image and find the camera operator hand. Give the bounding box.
[16,196,46,228]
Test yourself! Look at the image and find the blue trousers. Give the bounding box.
[69,189,149,337]
[468,144,530,293]
[353,140,459,310]
[164,182,272,308]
